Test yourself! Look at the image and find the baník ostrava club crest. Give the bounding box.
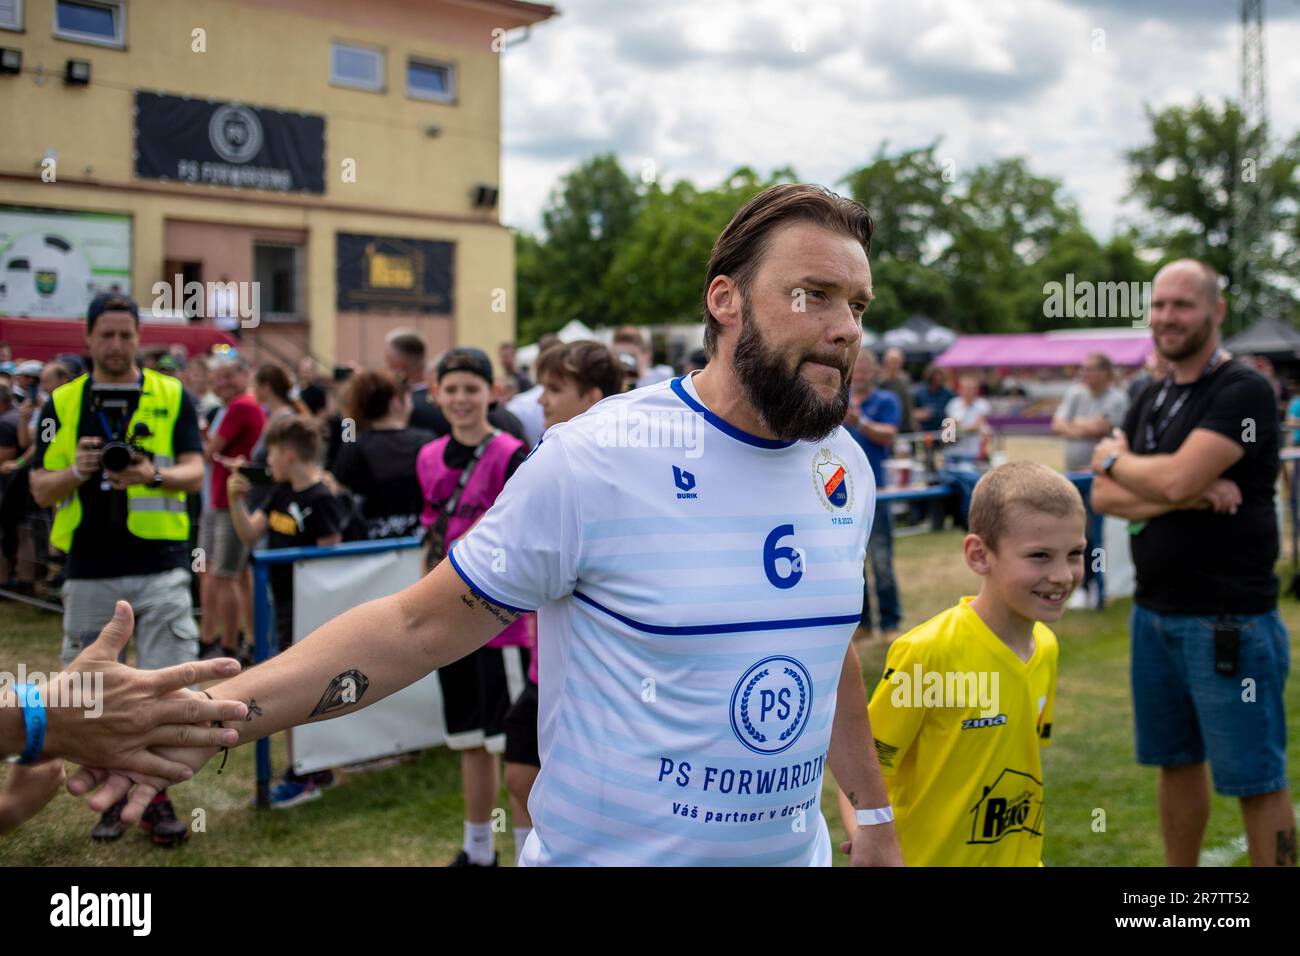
[813,449,852,511]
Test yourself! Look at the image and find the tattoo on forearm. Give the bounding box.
[459,591,519,628]
[309,670,370,717]
[1278,827,1298,867]
[846,790,857,809]
[244,699,263,722]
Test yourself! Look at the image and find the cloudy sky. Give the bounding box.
[500,0,1300,240]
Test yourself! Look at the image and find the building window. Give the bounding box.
[54,0,125,47]
[254,243,302,322]
[331,41,384,92]
[0,0,24,33]
[407,58,455,103]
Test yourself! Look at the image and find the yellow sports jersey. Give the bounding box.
[868,597,1057,866]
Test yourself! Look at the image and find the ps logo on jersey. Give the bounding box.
[673,465,698,499]
[730,656,813,755]
[812,449,853,511]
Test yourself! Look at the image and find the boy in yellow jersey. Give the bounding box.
[838,461,1086,865]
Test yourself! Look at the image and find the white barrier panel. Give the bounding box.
[290,547,447,774]
[1101,516,1136,601]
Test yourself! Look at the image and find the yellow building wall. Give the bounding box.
[1,0,504,215]
[0,0,530,364]
[0,181,517,365]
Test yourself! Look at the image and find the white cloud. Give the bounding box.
[501,0,1290,243]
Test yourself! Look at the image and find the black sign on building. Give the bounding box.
[336,234,454,314]
[134,91,326,194]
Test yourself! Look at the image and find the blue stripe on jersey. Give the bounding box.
[573,589,860,635]
[448,544,531,614]
[614,576,865,605]
[670,376,795,449]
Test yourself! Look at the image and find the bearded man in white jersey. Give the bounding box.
[67,183,904,867]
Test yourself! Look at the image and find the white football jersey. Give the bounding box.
[451,373,875,866]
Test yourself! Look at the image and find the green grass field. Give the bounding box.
[2,525,1296,866]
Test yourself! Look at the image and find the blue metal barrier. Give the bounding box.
[248,535,423,807]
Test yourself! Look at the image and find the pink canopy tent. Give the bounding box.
[934,332,1154,369]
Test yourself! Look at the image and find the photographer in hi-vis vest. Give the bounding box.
[29,292,205,848]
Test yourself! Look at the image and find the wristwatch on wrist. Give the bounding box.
[1101,451,1119,476]
[149,467,164,488]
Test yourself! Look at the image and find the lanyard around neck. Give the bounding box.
[1143,349,1225,452]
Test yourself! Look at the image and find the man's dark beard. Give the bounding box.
[732,304,850,442]
[1155,313,1215,361]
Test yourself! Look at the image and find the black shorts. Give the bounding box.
[437,645,526,753]
[503,680,540,767]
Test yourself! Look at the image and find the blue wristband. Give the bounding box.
[14,683,47,765]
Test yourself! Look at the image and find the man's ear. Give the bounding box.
[579,386,603,412]
[964,532,992,576]
[705,276,743,341]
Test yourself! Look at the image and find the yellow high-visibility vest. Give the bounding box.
[44,369,189,553]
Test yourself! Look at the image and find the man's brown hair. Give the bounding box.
[968,461,1085,553]
[700,183,874,357]
[264,414,324,463]
[535,340,624,400]
[385,329,426,364]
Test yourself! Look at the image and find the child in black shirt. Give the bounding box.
[228,414,342,807]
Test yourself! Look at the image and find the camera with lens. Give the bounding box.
[90,383,154,473]
[101,425,154,472]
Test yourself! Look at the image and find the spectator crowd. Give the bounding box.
[0,272,1294,865]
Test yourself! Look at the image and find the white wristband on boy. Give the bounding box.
[856,806,895,827]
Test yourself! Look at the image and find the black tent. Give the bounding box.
[876,314,958,363]
[1224,315,1300,359]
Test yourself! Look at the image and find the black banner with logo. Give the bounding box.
[336,233,454,314]
[134,91,325,194]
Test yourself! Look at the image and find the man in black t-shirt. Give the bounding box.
[1092,259,1295,868]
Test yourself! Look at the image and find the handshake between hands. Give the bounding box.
[20,601,249,824]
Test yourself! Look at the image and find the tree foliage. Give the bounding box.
[513,102,1299,344]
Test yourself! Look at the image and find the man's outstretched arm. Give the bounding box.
[70,559,519,821]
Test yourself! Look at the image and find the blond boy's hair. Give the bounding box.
[968,461,1085,553]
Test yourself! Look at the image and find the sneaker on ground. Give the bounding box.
[90,798,128,842]
[449,850,498,867]
[267,775,322,809]
[139,796,190,848]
